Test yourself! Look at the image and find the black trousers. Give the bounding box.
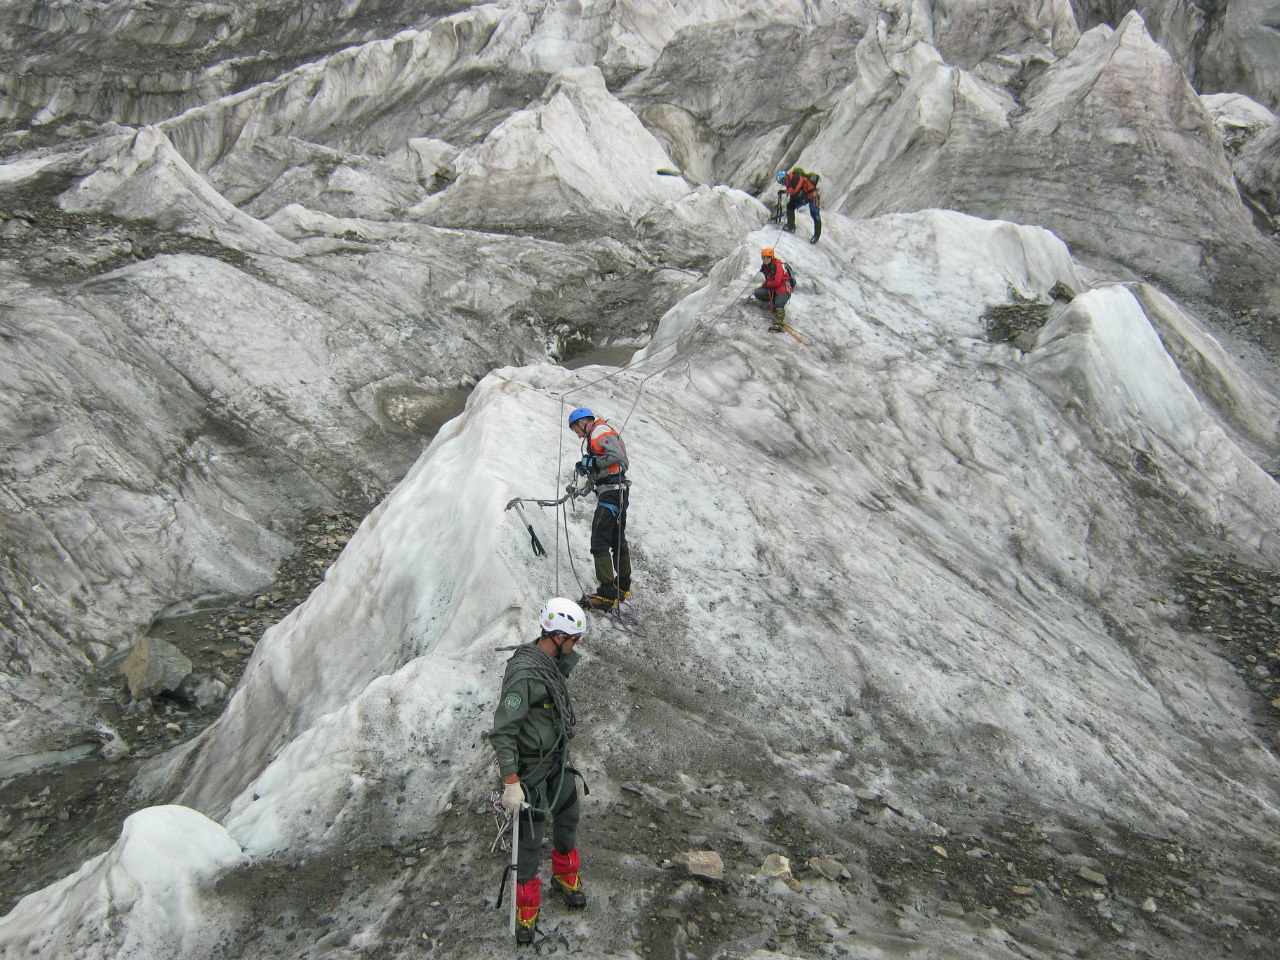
[786,195,820,227]
[753,288,790,309]
[517,766,580,883]
[589,486,629,560]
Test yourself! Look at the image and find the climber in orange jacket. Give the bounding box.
[776,168,821,243]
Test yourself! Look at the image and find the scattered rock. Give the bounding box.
[807,856,851,881]
[674,850,723,881]
[1077,866,1108,886]
[99,736,130,763]
[757,854,792,880]
[192,676,229,711]
[1142,897,1159,913]
[1048,280,1076,301]
[117,637,192,699]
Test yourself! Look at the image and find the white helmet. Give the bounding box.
[538,597,587,637]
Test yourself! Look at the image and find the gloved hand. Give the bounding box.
[777,189,785,199]
[502,780,525,814]
[574,455,595,477]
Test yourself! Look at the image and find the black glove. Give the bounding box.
[777,189,785,199]
[575,455,595,476]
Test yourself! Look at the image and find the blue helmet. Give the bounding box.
[775,170,787,184]
[568,406,594,426]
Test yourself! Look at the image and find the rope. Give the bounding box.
[504,642,576,816]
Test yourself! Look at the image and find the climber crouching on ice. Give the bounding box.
[754,247,793,332]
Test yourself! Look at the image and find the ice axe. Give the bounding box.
[494,802,526,937]
[505,499,546,557]
[508,807,520,936]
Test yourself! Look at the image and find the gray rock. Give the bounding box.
[118,637,193,700]
[674,850,724,881]
[100,735,131,763]
[757,853,792,880]
[1077,866,1109,886]
[193,676,230,710]
[807,856,851,881]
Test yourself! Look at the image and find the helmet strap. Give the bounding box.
[542,630,575,658]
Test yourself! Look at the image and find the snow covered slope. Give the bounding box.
[8,206,1278,959]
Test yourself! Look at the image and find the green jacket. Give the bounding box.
[488,644,580,780]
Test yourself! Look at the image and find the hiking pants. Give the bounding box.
[516,767,580,883]
[590,485,629,562]
[786,195,820,229]
[754,288,790,309]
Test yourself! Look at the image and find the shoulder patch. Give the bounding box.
[503,693,522,711]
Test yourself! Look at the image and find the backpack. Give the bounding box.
[785,263,797,289]
[792,167,821,186]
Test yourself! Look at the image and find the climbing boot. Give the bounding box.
[810,218,822,244]
[552,849,587,908]
[617,554,632,600]
[584,554,620,608]
[580,589,619,610]
[770,307,785,332]
[515,877,541,945]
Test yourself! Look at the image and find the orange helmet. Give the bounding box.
[761,247,775,259]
